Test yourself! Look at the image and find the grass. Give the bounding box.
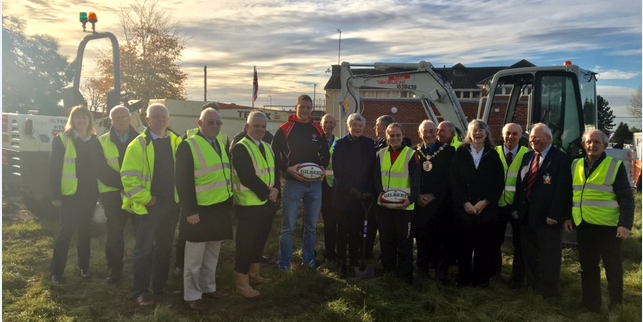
[2,194,642,322]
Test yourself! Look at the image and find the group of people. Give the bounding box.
[48,96,634,313]
[48,99,290,310]
[321,115,634,313]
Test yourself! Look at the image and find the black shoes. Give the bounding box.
[106,270,121,284]
[51,275,63,284]
[135,292,156,307]
[80,269,92,278]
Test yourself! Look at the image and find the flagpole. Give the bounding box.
[252,66,258,108]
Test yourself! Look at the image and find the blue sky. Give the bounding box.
[3,0,641,126]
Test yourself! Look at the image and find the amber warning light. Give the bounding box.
[79,11,98,32]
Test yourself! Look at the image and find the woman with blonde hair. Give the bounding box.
[450,119,504,288]
[49,105,104,284]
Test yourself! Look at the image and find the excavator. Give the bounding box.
[339,60,596,157]
[340,60,637,188]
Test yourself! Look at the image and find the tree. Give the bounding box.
[626,87,642,118]
[95,0,188,109]
[597,95,615,133]
[612,122,633,144]
[2,17,70,116]
[81,78,108,111]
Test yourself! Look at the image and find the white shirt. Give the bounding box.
[469,145,484,169]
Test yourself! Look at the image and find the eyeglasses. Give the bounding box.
[206,120,223,126]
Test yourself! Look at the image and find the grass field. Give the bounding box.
[2,195,642,322]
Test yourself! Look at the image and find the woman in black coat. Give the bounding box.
[332,113,376,276]
[450,119,504,288]
[49,105,103,283]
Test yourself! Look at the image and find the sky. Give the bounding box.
[3,0,642,127]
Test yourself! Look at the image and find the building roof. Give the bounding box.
[323,60,535,91]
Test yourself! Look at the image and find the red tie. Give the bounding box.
[527,152,540,197]
[506,152,513,166]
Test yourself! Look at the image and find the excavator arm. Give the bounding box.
[339,61,468,133]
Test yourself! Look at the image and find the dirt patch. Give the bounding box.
[2,197,37,224]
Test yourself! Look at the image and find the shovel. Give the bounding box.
[354,198,375,279]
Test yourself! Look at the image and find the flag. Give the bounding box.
[252,66,258,103]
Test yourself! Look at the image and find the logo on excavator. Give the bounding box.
[377,74,411,85]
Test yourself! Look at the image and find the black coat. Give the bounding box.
[450,143,505,225]
[332,134,376,214]
[49,132,103,201]
[175,133,234,242]
[414,142,455,222]
[514,147,572,229]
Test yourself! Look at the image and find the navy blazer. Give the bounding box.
[514,147,572,229]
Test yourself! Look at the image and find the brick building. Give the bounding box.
[323,60,535,145]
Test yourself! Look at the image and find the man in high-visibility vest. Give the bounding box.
[176,101,229,273]
[121,103,182,307]
[492,123,529,288]
[98,105,139,284]
[175,108,233,310]
[231,111,280,298]
[437,120,462,149]
[320,113,339,262]
[564,130,634,313]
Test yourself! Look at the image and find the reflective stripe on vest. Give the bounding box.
[232,137,276,206]
[121,132,181,215]
[325,137,339,187]
[378,146,415,211]
[187,135,232,205]
[496,145,529,207]
[97,133,121,193]
[571,157,620,226]
[59,133,78,196]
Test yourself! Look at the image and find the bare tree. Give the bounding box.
[81,79,107,111]
[626,87,642,119]
[96,0,188,107]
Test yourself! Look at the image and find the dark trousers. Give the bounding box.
[577,223,623,311]
[234,204,275,274]
[101,191,137,274]
[321,181,338,260]
[415,213,454,280]
[521,224,562,298]
[493,206,524,284]
[377,206,414,281]
[131,200,179,297]
[336,209,363,268]
[50,194,98,277]
[456,220,495,286]
[175,227,186,269]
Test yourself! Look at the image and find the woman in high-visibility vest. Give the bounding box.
[48,105,103,284]
[450,119,504,288]
[374,122,421,284]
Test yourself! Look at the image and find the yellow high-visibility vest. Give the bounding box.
[232,137,275,206]
[58,133,78,196]
[186,135,233,205]
[121,131,182,215]
[378,146,416,211]
[97,132,121,193]
[572,157,621,226]
[325,136,339,187]
[496,145,529,206]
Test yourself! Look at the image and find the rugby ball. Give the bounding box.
[296,162,324,180]
[380,190,409,208]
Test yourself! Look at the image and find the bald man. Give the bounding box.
[99,105,139,284]
[122,103,183,306]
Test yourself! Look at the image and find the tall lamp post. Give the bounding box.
[313,84,316,110]
[269,95,272,107]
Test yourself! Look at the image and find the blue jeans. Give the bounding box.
[278,179,322,270]
[131,200,179,298]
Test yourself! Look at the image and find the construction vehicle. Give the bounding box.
[2,12,144,216]
[339,60,636,188]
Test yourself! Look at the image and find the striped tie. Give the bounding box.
[527,152,541,197]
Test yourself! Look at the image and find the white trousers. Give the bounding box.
[183,240,221,301]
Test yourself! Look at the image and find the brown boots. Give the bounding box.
[249,263,272,285]
[235,272,260,299]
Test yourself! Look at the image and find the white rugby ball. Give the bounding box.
[296,162,324,180]
[380,190,408,208]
